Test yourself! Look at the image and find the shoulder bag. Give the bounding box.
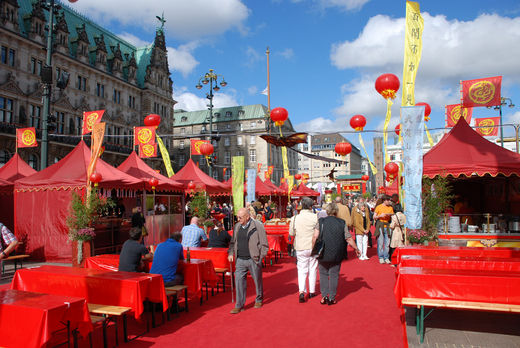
[311,218,324,259]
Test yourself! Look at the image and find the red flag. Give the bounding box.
[82,110,105,135]
[257,163,262,173]
[268,165,274,175]
[138,143,157,158]
[223,168,227,177]
[445,104,473,127]
[16,127,37,148]
[190,139,209,155]
[134,126,156,146]
[474,117,500,136]
[461,76,502,108]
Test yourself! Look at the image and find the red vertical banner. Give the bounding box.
[134,126,156,146]
[445,104,473,127]
[336,183,341,195]
[82,110,105,135]
[461,76,502,108]
[16,127,37,148]
[139,143,157,158]
[474,117,500,136]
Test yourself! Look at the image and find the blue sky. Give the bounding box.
[67,0,520,153]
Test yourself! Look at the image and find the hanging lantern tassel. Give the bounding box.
[358,133,378,175]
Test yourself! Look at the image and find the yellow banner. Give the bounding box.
[287,175,294,197]
[424,124,434,147]
[401,1,424,107]
[383,98,393,164]
[359,133,377,175]
[281,146,290,179]
[232,156,244,214]
[156,135,174,177]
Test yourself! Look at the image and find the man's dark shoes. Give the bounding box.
[230,307,244,314]
[299,293,306,303]
[328,299,337,306]
[320,296,329,305]
[308,292,317,299]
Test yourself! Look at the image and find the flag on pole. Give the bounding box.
[232,156,245,214]
[474,117,500,136]
[134,126,156,146]
[190,139,210,155]
[139,143,157,158]
[401,1,424,107]
[445,104,473,127]
[87,122,106,186]
[261,87,268,96]
[156,135,174,177]
[16,127,37,148]
[461,76,502,108]
[82,110,105,135]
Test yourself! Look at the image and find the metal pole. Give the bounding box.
[208,75,214,178]
[41,0,55,170]
[515,125,519,154]
[499,104,504,147]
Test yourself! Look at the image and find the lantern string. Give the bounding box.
[383,98,393,164]
[358,133,377,175]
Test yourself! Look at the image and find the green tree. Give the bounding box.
[422,176,453,239]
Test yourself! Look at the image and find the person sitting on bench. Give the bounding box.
[150,232,184,286]
[119,227,153,272]
[0,222,18,261]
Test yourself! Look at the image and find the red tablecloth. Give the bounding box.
[398,255,520,272]
[391,246,520,264]
[0,289,92,348]
[267,234,287,252]
[394,266,520,306]
[85,254,153,272]
[178,259,218,299]
[11,265,167,319]
[183,247,231,269]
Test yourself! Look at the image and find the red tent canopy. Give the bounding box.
[278,181,289,195]
[423,118,520,178]
[0,153,37,183]
[117,151,183,192]
[292,183,320,197]
[170,159,230,195]
[252,177,275,196]
[222,177,232,189]
[264,178,283,195]
[15,141,143,191]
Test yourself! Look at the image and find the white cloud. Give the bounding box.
[66,0,250,40]
[278,48,294,60]
[117,32,150,47]
[244,46,262,67]
[167,42,200,77]
[173,86,239,112]
[316,0,370,12]
[248,86,258,95]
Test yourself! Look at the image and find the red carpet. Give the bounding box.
[123,248,404,348]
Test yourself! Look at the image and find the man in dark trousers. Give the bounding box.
[228,207,269,314]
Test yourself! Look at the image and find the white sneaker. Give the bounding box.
[385,259,391,264]
[379,258,384,264]
[363,256,369,260]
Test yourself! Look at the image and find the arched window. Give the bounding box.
[28,154,39,169]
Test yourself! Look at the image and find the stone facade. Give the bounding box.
[0,0,175,170]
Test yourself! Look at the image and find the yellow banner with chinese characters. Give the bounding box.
[358,133,377,174]
[401,1,423,107]
[156,135,174,177]
[232,156,244,214]
[281,146,290,179]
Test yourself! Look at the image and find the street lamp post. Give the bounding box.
[196,69,227,178]
[493,97,515,147]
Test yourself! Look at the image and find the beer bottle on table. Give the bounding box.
[186,247,191,262]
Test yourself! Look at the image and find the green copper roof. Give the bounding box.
[174,104,270,126]
[336,174,363,180]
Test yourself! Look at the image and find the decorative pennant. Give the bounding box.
[134,126,156,146]
[139,143,157,158]
[82,110,105,135]
[16,127,37,148]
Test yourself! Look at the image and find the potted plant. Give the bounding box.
[421,176,453,243]
[407,229,430,245]
[66,188,112,266]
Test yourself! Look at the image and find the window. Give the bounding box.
[1,47,16,66]
[250,135,256,145]
[390,154,395,161]
[249,149,256,162]
[238,110,245,116]
[214,113,220,118]
[113,89,121,104]
[225,151,231,164]
[226,124,231,130]
[128,95,135,108]
[225,111,232,117]
[180,128,185,135]
[77,76,86,91]
[31,57,43,75]
[181,116,187,122]
[0,97,14,123]
[212,140,217,147]
[28,154,39,169]
[224,137,230,146]
[224,169,231,180]
[55,111,65,134]
[237,136,242,146]
[179,154,186,166]
[29,104,41,129]
[96,83,104,98]
[236,150,243,157]
[68,117,75,134]
[212,123,217,131]
[250,122,256,129]
[238,123,243,131]
[0,150,10,167]
[179,140,184,149]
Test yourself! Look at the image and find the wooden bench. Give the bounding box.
[88,303,132,347]
[1,254,30,276]
[164,285,189,320]
[402,297,520,343]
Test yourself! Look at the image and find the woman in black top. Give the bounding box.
[208,220,231,248]
[314,203,360,305]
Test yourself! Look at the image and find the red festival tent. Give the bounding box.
[222,176,274,196]
[14,141,143,261]
[423,118,520,178]
[170,159,230,195]
[291,183,320,197]
[0,153,37,232]
[117,151,183,192]
[264,178,283,195]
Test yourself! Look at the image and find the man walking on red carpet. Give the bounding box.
[228,207,269,314]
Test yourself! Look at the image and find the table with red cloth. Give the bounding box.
[391,246,520,264]
[394,266,520,307]
[267,234,287,253]
[183,247,231,269]
[398,255,520,272]
[0,289,92,348]
[11,265,167,319]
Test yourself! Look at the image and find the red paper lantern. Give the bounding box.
[187,181,196,190]
[395,124,401,136]
[334,142,352,156]
[361,175,369,181]
[68,0,78,2]
[375,74,400,100]
[384,162,399,175]
[350,115,367,131]
[89,172,102,186]
[378,186,385,193]
[270,107,288,127]
[199,142,214,156]
[294,173,302,180]
[149,177,159,190]
[144,114,161,127]
[416,102,432,121]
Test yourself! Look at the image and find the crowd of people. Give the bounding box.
[117,192,406,313]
